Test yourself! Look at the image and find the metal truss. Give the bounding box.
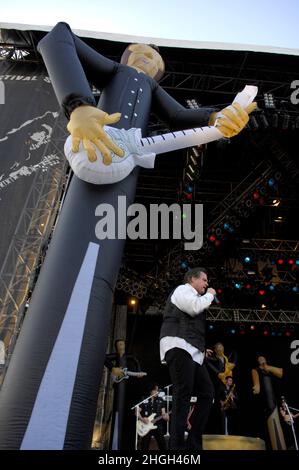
[206,307,299,324]
[159,62,297,102]
[240,239,299,253]
[143,305,299,324]
[0,113,69,379]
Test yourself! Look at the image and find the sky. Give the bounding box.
[1,0,299,52]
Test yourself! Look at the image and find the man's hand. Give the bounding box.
[207,287,216,297]
[210,102,257,138]
[67,105,124,165]
[252,384,260,394]
[205,349,214,358]
[111,367,124,379]
[162,413,170,421]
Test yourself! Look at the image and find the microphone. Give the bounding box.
[214,295,220,305]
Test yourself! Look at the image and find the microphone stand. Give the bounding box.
[131,390,159,450]
[163,384,172,437]
[282,397,298,450]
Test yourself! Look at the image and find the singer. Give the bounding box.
[159,267,215,450]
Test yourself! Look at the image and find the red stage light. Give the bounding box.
[278,259,284,265]
[263,329,269,336]
[245,283,251,289]
[288,259,294,265]
[259,289,265,296]
[250,325,256,331]
[253,191,260,200]
[209,235,216,242]
[217,289,222,294]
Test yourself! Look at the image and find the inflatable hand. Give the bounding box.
[67,105,124,164]
[210,102,257,138]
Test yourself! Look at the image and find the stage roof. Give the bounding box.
[1,22,299,57]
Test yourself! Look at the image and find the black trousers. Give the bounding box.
[141,426,167,451]
[165,348,214,450]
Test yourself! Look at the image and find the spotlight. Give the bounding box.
[263,329,269,336]
[230,328,236,335]
[261,303,267,309]
[181,261,188,269]
[234,283,241,289]
[186,185,193,193]
[253,191,260,200]
[209,234,216,242]
[245,283,251,289]
[292,286,299,293]
[272,199,280,207]
[264,93,275,109]
[268,178,275,187]
[269,284,275,291]
[244,256,251,263]
[288,259,294,265]
[277,259,284,265]
[208,324,214,330]
[259,289,265,296]
[250,325,256,331]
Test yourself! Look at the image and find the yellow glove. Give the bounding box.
[67,105,124,165]
[210,102,257,138]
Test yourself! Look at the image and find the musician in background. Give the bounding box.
[206,342,237,434]
[136,383,169,451]
[219,376,238,435]
[105,339,143,450]
[251,354,286,450]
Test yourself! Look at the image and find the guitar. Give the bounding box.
[207,355,235,386]
[221,384,236,411]
[137,411,172,437]
[112,367,147,383]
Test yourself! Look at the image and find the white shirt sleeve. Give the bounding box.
[171,284,214,317]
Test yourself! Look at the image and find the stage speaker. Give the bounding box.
[203,434,266,450]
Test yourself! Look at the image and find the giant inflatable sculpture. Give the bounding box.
[0,22,256,449]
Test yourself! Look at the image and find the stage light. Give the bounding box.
[223,223,230,230]
[260,113,269,128]
[272,113,279,128]
[250,325,256,331]
[217,289,222,294]
[282,114,290,130]
[239,325,246,335]
[186,193,193,200]
[272,199,280,207]
[264,93,275,109]
[269,284,275,291]
[230,328,236,335]
[277,259,284,265]
[259,289,265,296]
[261,303,267,309]
[268,178,275,187]
[234,283,241,289]
[250,116,259,130]
[129,298,137,305]
[181,261,188,269]
[245,283,251,289]
[253,191,260,200]
[263,329,269,336]
[292,286,299,293]
[244,256,251,263]
[288,259,294,265]
[209,234,216,242]
[186,185,193,193]
[208,324,214,330]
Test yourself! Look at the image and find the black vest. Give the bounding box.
[160,288,206,352]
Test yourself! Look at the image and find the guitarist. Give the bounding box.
[104,339,143,450]
[219,376,238,435]
[137,383,169,451]
[206,342,237,434]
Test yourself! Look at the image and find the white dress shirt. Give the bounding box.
[160,283,213,365]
